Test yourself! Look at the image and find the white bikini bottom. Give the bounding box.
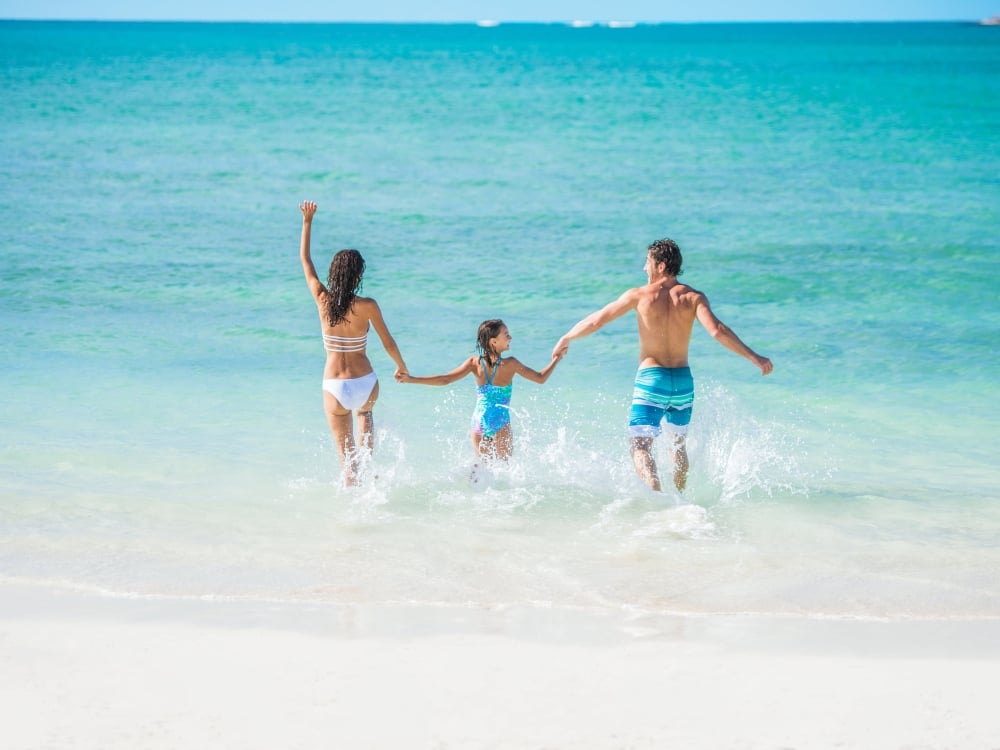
[322,371,378,410]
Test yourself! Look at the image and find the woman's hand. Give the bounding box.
[300,200,317,221]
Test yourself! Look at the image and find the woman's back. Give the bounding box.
[319,296,376,378]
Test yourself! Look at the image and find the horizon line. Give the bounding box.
[0,17,988,24]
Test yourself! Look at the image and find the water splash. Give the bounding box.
[691,383,815,505]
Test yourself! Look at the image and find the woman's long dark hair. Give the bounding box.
[325,249,366,326]
[477,319,505,369]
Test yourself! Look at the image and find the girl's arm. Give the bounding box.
[299,201,325,301]
[366,299,409,379]
[401,356,477,386]
[510,352,563,384]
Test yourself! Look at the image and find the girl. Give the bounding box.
[400,319,561,461]
[299,200,409,486]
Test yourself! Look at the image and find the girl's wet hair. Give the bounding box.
[326,249,366,325]
[477,319,506,369]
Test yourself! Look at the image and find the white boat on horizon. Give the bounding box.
[475,19,500,27]
[978,14,1000,25]
[607,20,637,28]
[569,20,594,28]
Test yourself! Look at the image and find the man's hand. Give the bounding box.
[552,338,569,360]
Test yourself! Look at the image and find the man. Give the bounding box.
[553,239,773,492]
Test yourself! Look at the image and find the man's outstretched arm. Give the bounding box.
[695,296,773,375]
[553,289,638,358]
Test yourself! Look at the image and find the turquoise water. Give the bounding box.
[2,21,999,618]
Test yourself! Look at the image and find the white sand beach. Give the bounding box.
[3,583,998,749]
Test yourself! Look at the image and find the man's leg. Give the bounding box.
[670,433,688,492]
[630,436,662,491]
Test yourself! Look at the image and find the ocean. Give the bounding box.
[1,20,998,621]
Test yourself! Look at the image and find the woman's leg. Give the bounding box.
[355,380,380,454]
[324,391,358,487]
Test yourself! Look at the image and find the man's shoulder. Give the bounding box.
[608,286,644,307]
[638,278,703,298]
[672,282,706,302]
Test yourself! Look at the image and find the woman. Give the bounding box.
[299,200,408,486]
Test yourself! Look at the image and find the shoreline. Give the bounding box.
[6,578,1000,645]
[3,582,998,748]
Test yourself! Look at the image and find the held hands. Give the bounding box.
[394,367,411,383]
[552,338,569,360]
[300,200,317,222]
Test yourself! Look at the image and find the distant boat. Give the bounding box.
[607,20,637,28]
[979,14,1000,25]
[476,19,500,27]
[569,20,594,28]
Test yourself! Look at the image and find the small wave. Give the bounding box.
[633,504,717,540]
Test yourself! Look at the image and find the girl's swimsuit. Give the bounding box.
[471,357,512,438]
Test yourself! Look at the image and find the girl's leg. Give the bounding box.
[492,424,513,460]
[470,432,484,482]
[475,433,501,462]
[324,391,358,487]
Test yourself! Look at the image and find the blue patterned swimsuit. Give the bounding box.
[627,366,694,437]
[471,357,512,438]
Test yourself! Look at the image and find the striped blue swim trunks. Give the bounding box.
[628,366,694,437]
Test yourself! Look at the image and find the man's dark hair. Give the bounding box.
[648,238,683,277]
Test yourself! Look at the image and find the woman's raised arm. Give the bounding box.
[299,201,325,301]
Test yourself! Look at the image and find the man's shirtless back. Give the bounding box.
[554,238,772,492]
[634,278,701,370]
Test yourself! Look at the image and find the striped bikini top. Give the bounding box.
[323,330,368,353]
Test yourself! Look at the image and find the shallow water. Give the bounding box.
[2,20,999,619]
